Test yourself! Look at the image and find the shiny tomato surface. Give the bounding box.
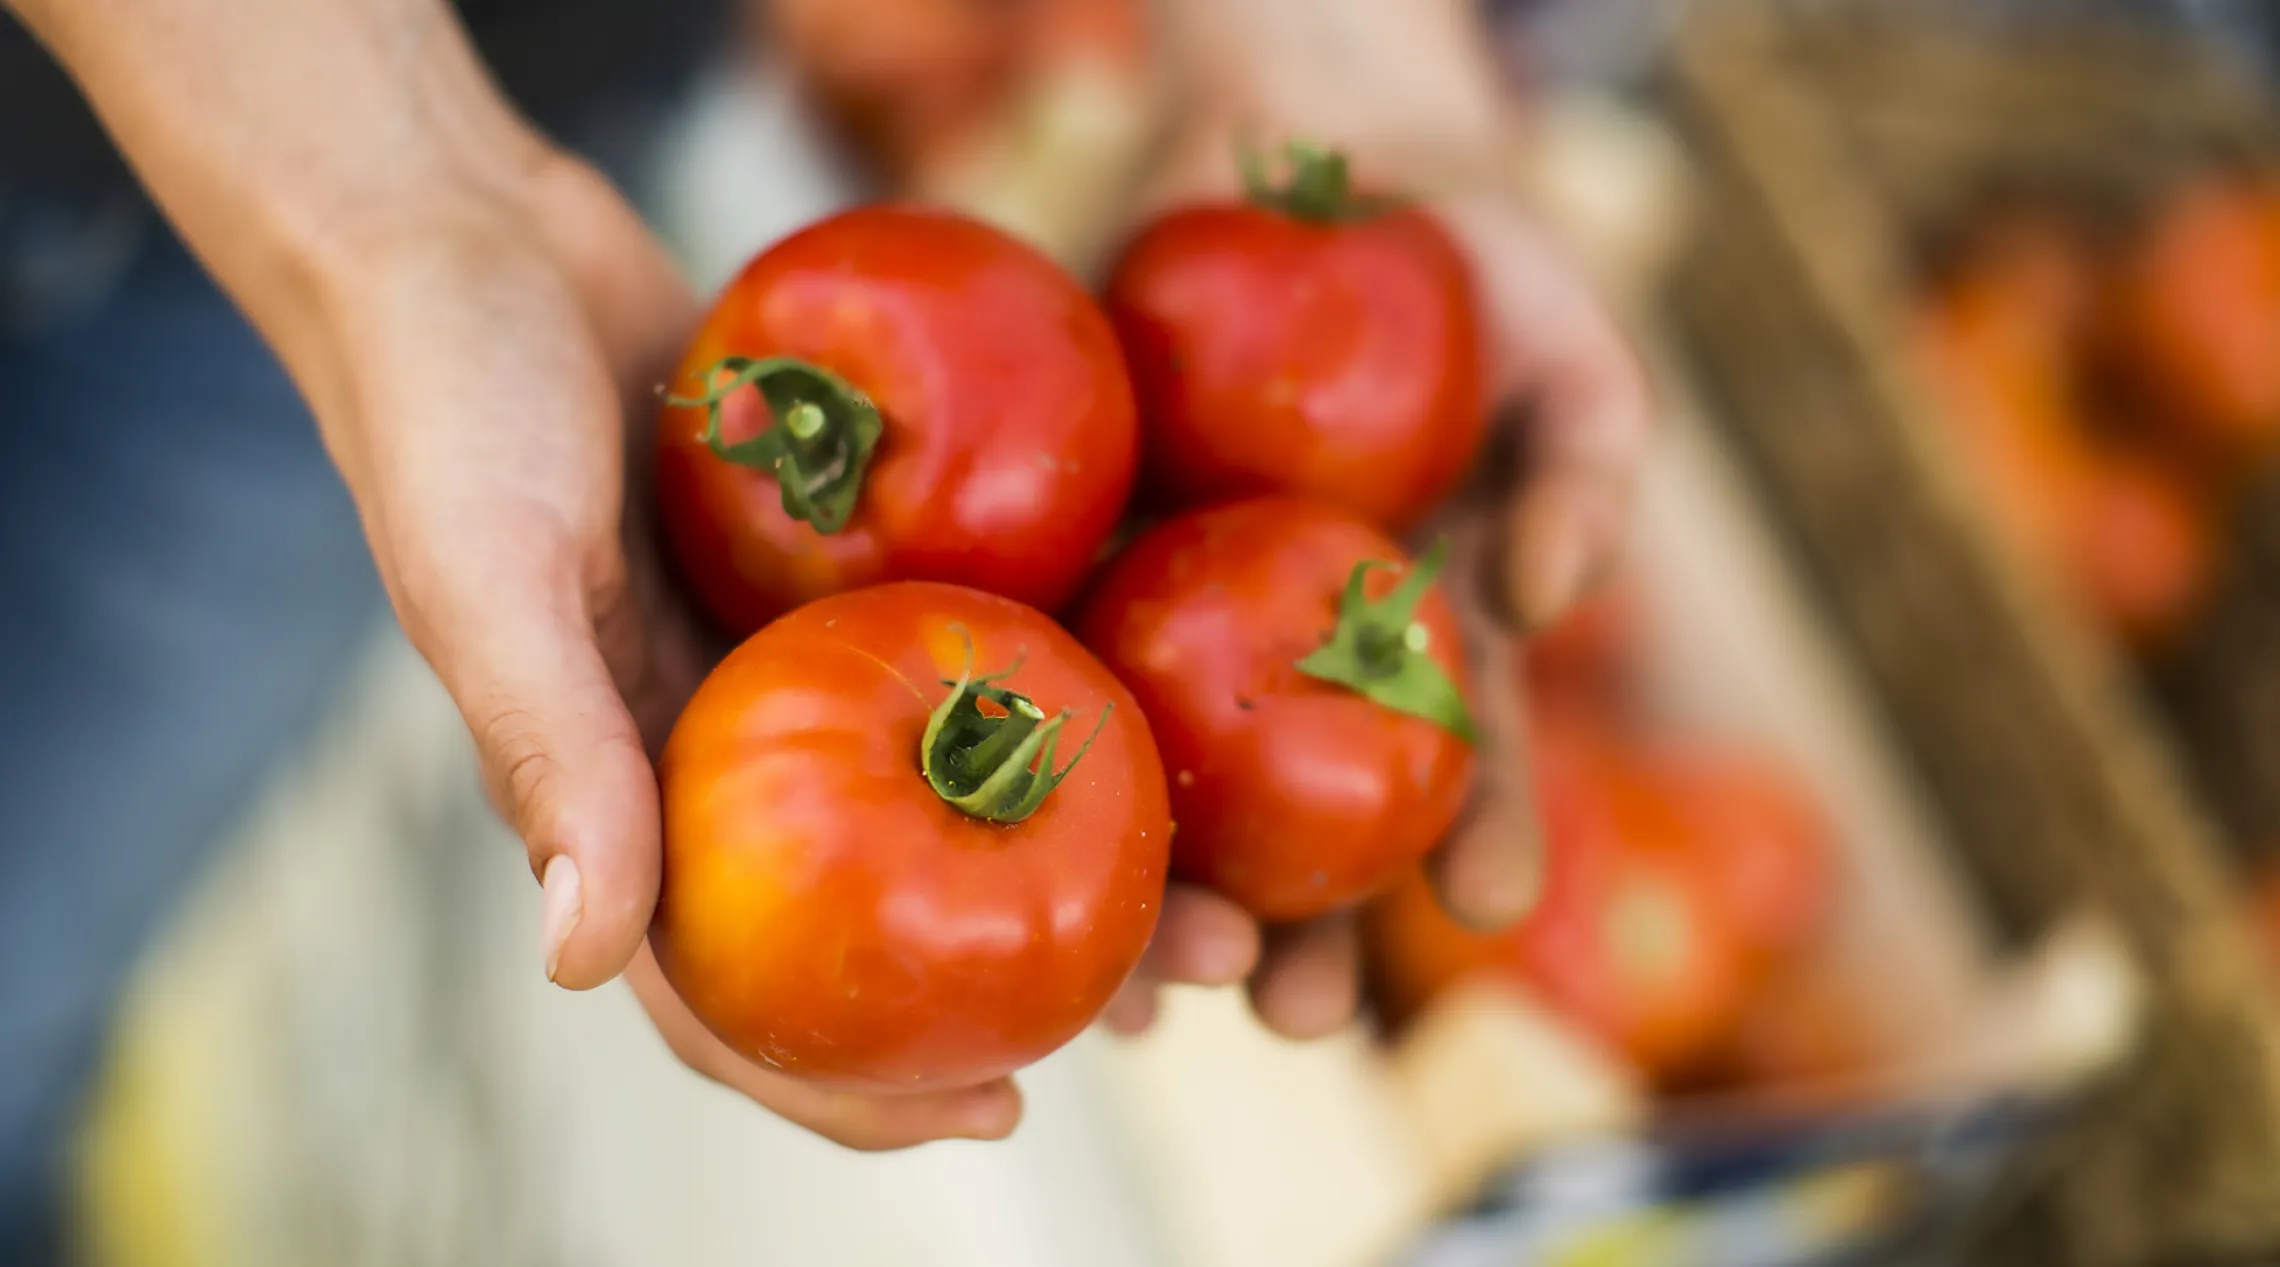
[1103,191,1487,531]
[1074,497,1475,923]
[654,582,1169,1091]
[657,205,1138,636]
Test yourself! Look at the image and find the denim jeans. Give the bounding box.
[0,194,386,1262]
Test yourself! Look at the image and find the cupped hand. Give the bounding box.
[301,149,1018,1147]
[1096,50,1654,1041]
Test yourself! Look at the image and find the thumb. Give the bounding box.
[398,539,661,991]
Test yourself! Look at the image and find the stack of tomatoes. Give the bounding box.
[649,143,1490,1093]
[646,142,1824,1101]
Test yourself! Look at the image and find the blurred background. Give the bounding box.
[24,1,2280,1265]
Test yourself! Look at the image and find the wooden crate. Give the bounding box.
[1664,3,2280,1263]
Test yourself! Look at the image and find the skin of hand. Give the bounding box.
[8,0,1029,1149]
[1092,0,1656,1042]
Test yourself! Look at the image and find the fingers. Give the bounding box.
[628,947,1023,1149]
[1248,915,1362,1041]
[1102,883,1262,1036]
[1430,526,1543,931]
[395,528,660,992]
[1436,196,1655,630]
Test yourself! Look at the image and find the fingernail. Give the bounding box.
[541,855,582,983]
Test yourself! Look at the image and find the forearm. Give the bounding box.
[8,0,547,402]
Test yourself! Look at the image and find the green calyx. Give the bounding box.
[1240,138,1397,224]
[665,355,883,534]
[920,629,1113,825]
[1294,538,1478,743]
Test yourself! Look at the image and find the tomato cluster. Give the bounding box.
[648,144,1496,1092]
[1909,170,2280,654]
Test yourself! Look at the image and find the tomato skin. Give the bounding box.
[657,205,1138,637]
[2103,176,2280,466]
[1073,498,1475,923]
[1103,201,1489,531]
[1647,744,1832,960]
[654,582,1170,1092]
[1363,726,1761,1084]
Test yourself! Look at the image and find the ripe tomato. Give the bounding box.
[1362,726,1761,1084]
[1647,743,1832,960]
[1074,497,1476,923]
[2103,174,2280,467]
[1102,143,1489,531]
[657,205,1138,637]
[2068,444,2215,650]
[654,581,1170,1091]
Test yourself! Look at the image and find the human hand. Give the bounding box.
[300,149,1023,1146]
[1096,5,1654,1040]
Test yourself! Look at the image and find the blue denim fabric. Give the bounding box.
[0,199,386,1263]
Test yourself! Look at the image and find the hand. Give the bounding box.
[1096,5,1654,1040]
[303,149,1021,1147]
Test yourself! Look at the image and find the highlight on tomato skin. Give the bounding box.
[1073,496,1476,925]
[655,203,1139,639]
[653,581,1170,1093]
[1102,142,1490,533]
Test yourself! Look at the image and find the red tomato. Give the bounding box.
[1102,143,1489,531]
[2067,444,2215,651]
[657,205,1138,636]
[1363,726,1761,1084]
[2103,175,2280,466]
[1074,497,1476,923]
[654,582,1170,1091]
[1647,743,1833,960]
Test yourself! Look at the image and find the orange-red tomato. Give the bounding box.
[2068,444,2216,649]
[1363,727,1764,1084]
[1074,498,1476,923]
[1648,744,1833,960]
[1912,240,2098,572]
[1102,145,1488,531]
[2103,175,2280,466]
[656,205,1137,637]
[654,582,1169,1091]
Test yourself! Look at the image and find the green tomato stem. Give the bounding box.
[1293,537,1478,742]
[1240,138,1396,224]
[664,355,883,534]
[920,628,1112,825]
